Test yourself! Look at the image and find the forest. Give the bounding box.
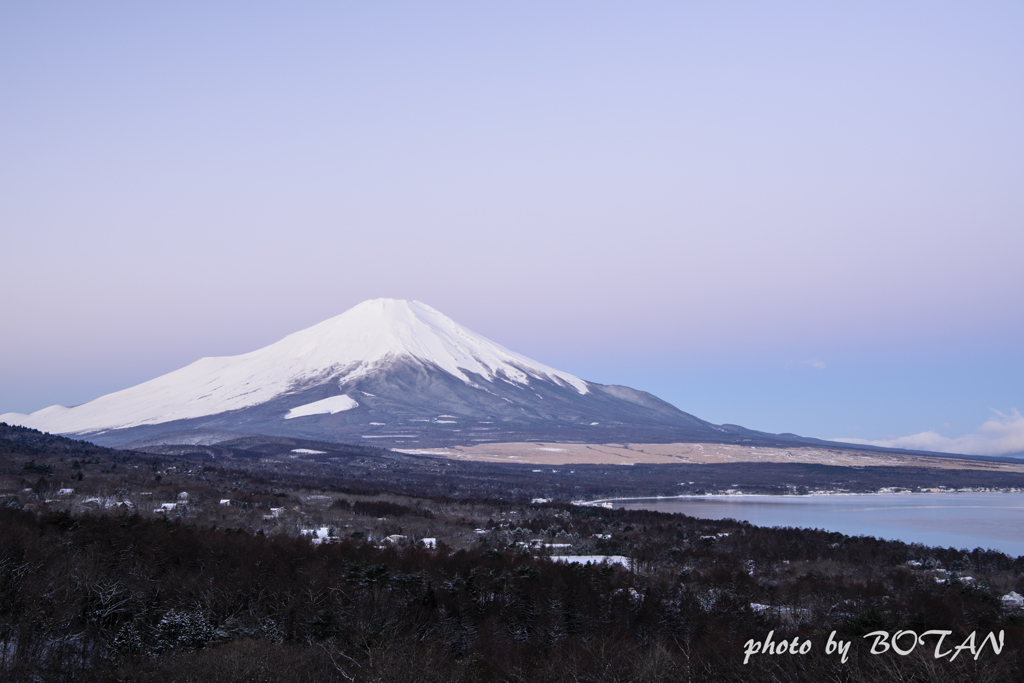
[1,423,1023,682]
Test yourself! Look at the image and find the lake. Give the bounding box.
[610,493,1024,557]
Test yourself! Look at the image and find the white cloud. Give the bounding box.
[804,359,826,370]
[834,409,1024,457]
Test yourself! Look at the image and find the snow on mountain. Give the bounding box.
[1,299,589,435]
[285,395,359,420]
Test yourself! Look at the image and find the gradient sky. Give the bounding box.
[2,2,1022,455]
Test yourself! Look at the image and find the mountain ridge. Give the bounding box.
[2,299,592,434]
[0,298,868,450]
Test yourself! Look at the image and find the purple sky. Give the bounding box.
[2,3,1022,454]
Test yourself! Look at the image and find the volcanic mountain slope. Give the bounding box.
[4,298,778,448]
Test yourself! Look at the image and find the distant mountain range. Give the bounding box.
[0,299,908,452]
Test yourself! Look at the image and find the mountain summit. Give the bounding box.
[3,299,749,447]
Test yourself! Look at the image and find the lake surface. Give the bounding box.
[611,493,1024,557]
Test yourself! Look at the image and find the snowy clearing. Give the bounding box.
[549,555,631,569]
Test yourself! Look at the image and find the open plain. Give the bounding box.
[398,441,1024,471]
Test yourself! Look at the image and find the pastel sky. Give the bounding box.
[2,3,1022,455]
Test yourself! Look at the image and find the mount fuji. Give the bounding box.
[3,299,781,448]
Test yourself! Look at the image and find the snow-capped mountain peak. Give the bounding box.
[262,298,588,393]
[2,299,588,434]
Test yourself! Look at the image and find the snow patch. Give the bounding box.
[550,555,631,569]
[285,395,358,419]
[301,527,338,545]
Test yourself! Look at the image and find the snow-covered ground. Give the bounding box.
[549,555,631,568]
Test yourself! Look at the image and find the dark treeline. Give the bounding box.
[2,506,1022,682]
[6,423,1024,504]
[349,499,435,519]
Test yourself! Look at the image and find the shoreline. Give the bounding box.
[580,491,1024,557]
[579,488,1024,507]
